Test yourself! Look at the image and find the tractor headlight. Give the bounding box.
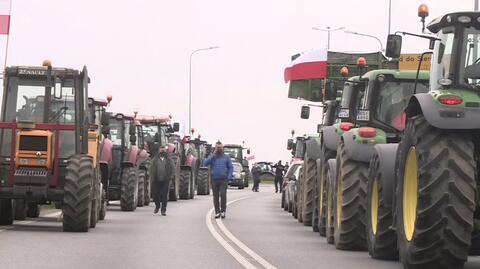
[19,158,28,165]
[37,159,46,166]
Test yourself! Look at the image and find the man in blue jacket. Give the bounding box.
[203,141,233,219]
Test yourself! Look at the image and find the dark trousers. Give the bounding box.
[212,180,227,214]
[153,180,169,212]
[252,179,260,191]
[274,177,283,192]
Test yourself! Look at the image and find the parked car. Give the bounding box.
[254,161,276,180]
[282,160,303,213]
[228,161,246,189]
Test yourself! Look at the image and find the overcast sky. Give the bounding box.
[0,0,475,162]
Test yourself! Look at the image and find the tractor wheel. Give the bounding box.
[396,115,475,269]
[312,159,321,233]
[333,141,368,250]
[89,173,101,228]
[367,153,397,260]
[26,202,40,218]
[63,155,93,232]
[297,169,304,223]
[0,198,13,225]
[120,167,138,211]
[196,169,210,195]
[301,156,316,226]
[137,170,145,207]
[99,189,107,221]
[318,146,336,236]
[244,168,251,188]
[189,169,196,199]
[13,199,26,220]
[325,160,336,245]
[144,169,151,206]
[169,154,180,201]
[179,169,192,200]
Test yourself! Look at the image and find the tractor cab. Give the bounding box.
[353,70,429,142]
[139,116,179,156]
[0,62,101,232]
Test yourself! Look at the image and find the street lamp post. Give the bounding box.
[344,30,384,52]
[189,46,219,134]
[312,26,345,50]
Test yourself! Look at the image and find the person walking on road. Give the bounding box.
[203,141,233,219]
[272,160,285,193]
[251,165,261,192]
[150,146,175,216]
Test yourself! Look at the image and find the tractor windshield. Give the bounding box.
[108,119,124,146]
[224,147,241,160]
[432,25,480,90]
[374,79,429,130]
[4,79,76,124]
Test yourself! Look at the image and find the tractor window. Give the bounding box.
[224,147,241,159]
[374,80,429,130]
[431,29,455,90]
[109,120,123,146]
[460,27,480,88]
[15,85,45,123]
[124,121,131,148]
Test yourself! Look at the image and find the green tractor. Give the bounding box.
[223,144,251,188]
[330,69,429,251]
[365,9,480,268]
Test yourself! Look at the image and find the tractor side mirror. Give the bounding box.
[247,149,251,155]
[287,139,294,150]
[130,135,137,144]
[300,105,310,119]
[129,124,136,136]
[386,34,402,58]
[101,125,110,136]
[100,112,110,126]
[173,122,180,132]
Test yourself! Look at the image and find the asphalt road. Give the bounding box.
[1,185,480,269]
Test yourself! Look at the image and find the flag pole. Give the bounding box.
[3,0,12,69]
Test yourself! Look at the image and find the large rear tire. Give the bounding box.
[120,167,138,211]
[297,168,304,223]
[89,172,100,228]
[366,153,397,260]
[137,170,145,207]
[396,115,475,269]
[0,198,13,225]
[26,202,40,218]
[144,169,151,206]
[325,159,336,245]
[179,169,192,200]
[197,168,210,195]
[99,189,107,221]
[318,146,336,236]
[13,199,26,220]
[63,155,93,232]
[333,141,368,250]
[169,155,180,201]
[301,155,316,226]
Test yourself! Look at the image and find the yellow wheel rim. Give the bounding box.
[371,178,379,235]
[336,173,343,227]
[403,147,418,241]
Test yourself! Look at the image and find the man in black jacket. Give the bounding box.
[150,146,175,216]
[272,160,285,193]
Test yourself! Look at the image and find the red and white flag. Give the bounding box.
[0,15,9,35]
[284,49,328,82]
[246,155,255,161]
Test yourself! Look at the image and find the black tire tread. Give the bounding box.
[120,167,138,211]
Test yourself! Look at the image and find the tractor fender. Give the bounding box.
[407,93,480,129]
[121,161,134,168]
[372,144,398,207]
[305,137,321,160]
[323,125,341,152]
[180,165,192,171]
[127,145,139,165]
[136,149,149,167]
[100,138,113,165]
[342,131,375,163]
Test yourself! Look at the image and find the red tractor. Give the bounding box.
[100,113,149,211]
[139,116,180,201]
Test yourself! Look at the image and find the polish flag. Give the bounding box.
[284,49,328,82]
[0,15,9,35]
[246,155,255,161]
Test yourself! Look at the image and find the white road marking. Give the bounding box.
[206,196,278,269]
[0,211,62,232]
